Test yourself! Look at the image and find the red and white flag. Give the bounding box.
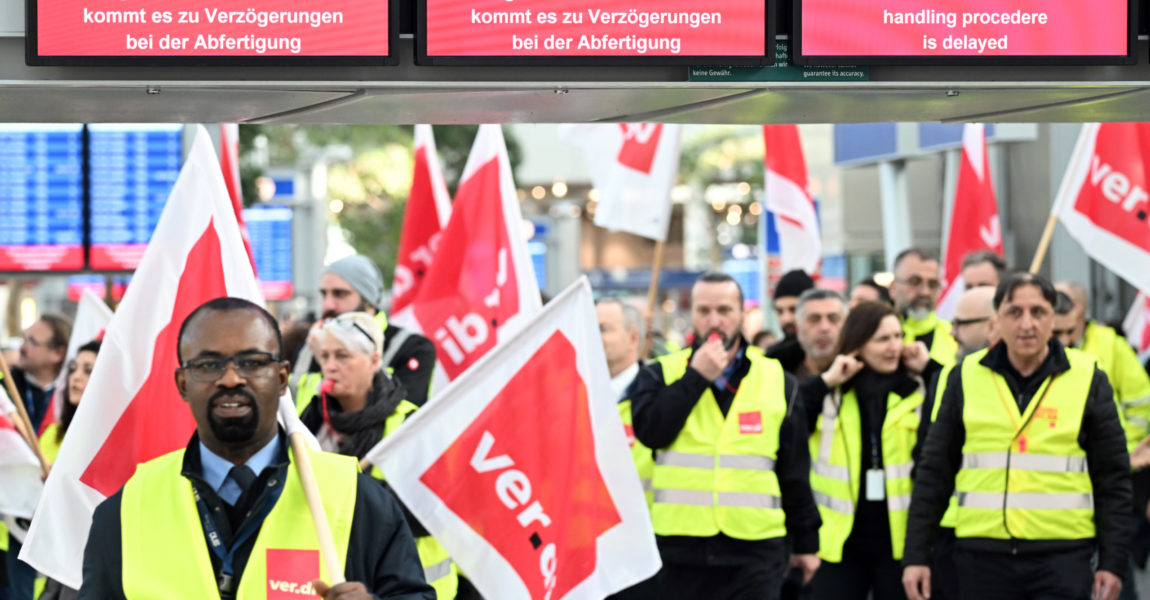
[1053,123,1150,293]
[41,289,114,433]
[220,123,257,276]
[392,124,453,314]
[391,125,541,389]
[1124,293,1150,363]
[21,126,309,588]
[0,389,41,521]
[763,125,821,274]
[560,123,682,241]
[366,277,660,600]
[936,124,1004,320]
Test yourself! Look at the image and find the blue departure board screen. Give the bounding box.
[88,124,183,270]
[243,205,294,300]
[0,124,85,271]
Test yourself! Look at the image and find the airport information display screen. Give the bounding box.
[797,0,1133,64]
[419,0,773,64]
[28,0,393,64]
[243,205,295,300]
[0,125,85,272]
[88,124,182,271]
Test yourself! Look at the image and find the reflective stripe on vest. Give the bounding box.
[121,447,356,599]
[955,347,1096,541]
[619,399,655,508]
[808,383,924,562]
[1083,321,1150,450]
[649,348,788,541]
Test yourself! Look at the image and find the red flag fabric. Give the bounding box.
[20,126,305,588]
[392,124,452,314]
[559,123,682,241]
[1054,123,1150,293]
[763,125,821,274]
[391,125,541,389]
[936,124,1003,320]
[365,278,660,600]
[220,123,257,276]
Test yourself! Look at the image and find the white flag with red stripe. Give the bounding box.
[1124,293,1150,363]
[936,124,1004,320]
[392,124,453,314]
[763,125,821,274]
[42,289,113,433]
[366,277,660,600]
[1053,123,1150,293]
[0,389,41,521]
[560,123,682,241]
[21,126,310,588]
[220,123,258,276]
[391,125,541,390]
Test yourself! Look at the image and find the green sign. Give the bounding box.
[690,40,868,82]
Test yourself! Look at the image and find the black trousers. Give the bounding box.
[658,555,788,600]
[811,535,905,600]
[929,528,961,600]
[954,546,1094,600]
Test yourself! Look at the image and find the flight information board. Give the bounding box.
[27,0,394,65]
[88,124,183,271]
[0,124,85,272]
[796,0,1135,65]
[243,205,294,300]
[418,0,773,65]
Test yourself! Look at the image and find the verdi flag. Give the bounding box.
[392,124,453,314]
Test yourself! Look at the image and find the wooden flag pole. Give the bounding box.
[287,429,346,586]
[642,240,666,359]
[0,351,49,477]
[1029,213,1059,274]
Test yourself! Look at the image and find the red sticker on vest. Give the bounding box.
[408,357,420,371]
[623,423,636,448]
[266,549,319,599]
[738,411,763,434]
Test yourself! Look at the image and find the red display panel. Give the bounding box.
[27,0,394,65]
[419,0,773,65]
[796,0,1134,65]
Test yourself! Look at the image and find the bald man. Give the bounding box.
[951,286,998,361]
[1057,281,1150,448]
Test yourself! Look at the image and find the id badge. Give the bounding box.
[865,468,885,501]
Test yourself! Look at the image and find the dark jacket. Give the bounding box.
[79,431,435,600]
[766,337,806,376]
[9,366,54,432]
[629,340,821,564]
[904,339,1133,575]
[382,324,436,407]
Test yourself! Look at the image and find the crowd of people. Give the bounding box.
[1,246,1148,600]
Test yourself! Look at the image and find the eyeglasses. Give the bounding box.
[181,352,282,382]
[896,277,942,291]
[326,318,378,348]
[952,316,990,328]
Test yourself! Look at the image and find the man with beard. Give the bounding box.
[295,255,436,412]
[630,272,821,600]
[891,248,957,367]
[766,270,817,374]
[79,297,433,600]
[789,289,846,380]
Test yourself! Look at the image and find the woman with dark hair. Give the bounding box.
[39,339,101,464]
[797,302,939,600]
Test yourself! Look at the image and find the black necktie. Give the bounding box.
[227,465,257,497]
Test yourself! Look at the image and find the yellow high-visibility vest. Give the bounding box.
[649,347,788,540]
[808,382,923,561]
[618,398,655,507]
[930,364,958,529]
[954,348,1096,541]
[1081,321,1150,448]
[121,446,356,599]
[903,312,958,367]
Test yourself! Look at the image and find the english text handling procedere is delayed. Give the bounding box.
[470,8,726,55]
[883,8,1050,53]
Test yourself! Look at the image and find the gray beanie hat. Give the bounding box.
[322,254,385,310]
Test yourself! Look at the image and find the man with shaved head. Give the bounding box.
[1056,281,1150,447]
[951,286,998,361]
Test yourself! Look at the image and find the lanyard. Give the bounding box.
[193,478,284,598]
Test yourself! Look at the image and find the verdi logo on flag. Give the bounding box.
[392,124,452,314]
[367,278,660,600]
[616,124,663,174]
[1054,123,1150,294]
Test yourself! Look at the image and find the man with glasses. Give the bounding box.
[890,248,957,367]
[79,297,433,600]
[3,313,71,600]
[951,286,997,362]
